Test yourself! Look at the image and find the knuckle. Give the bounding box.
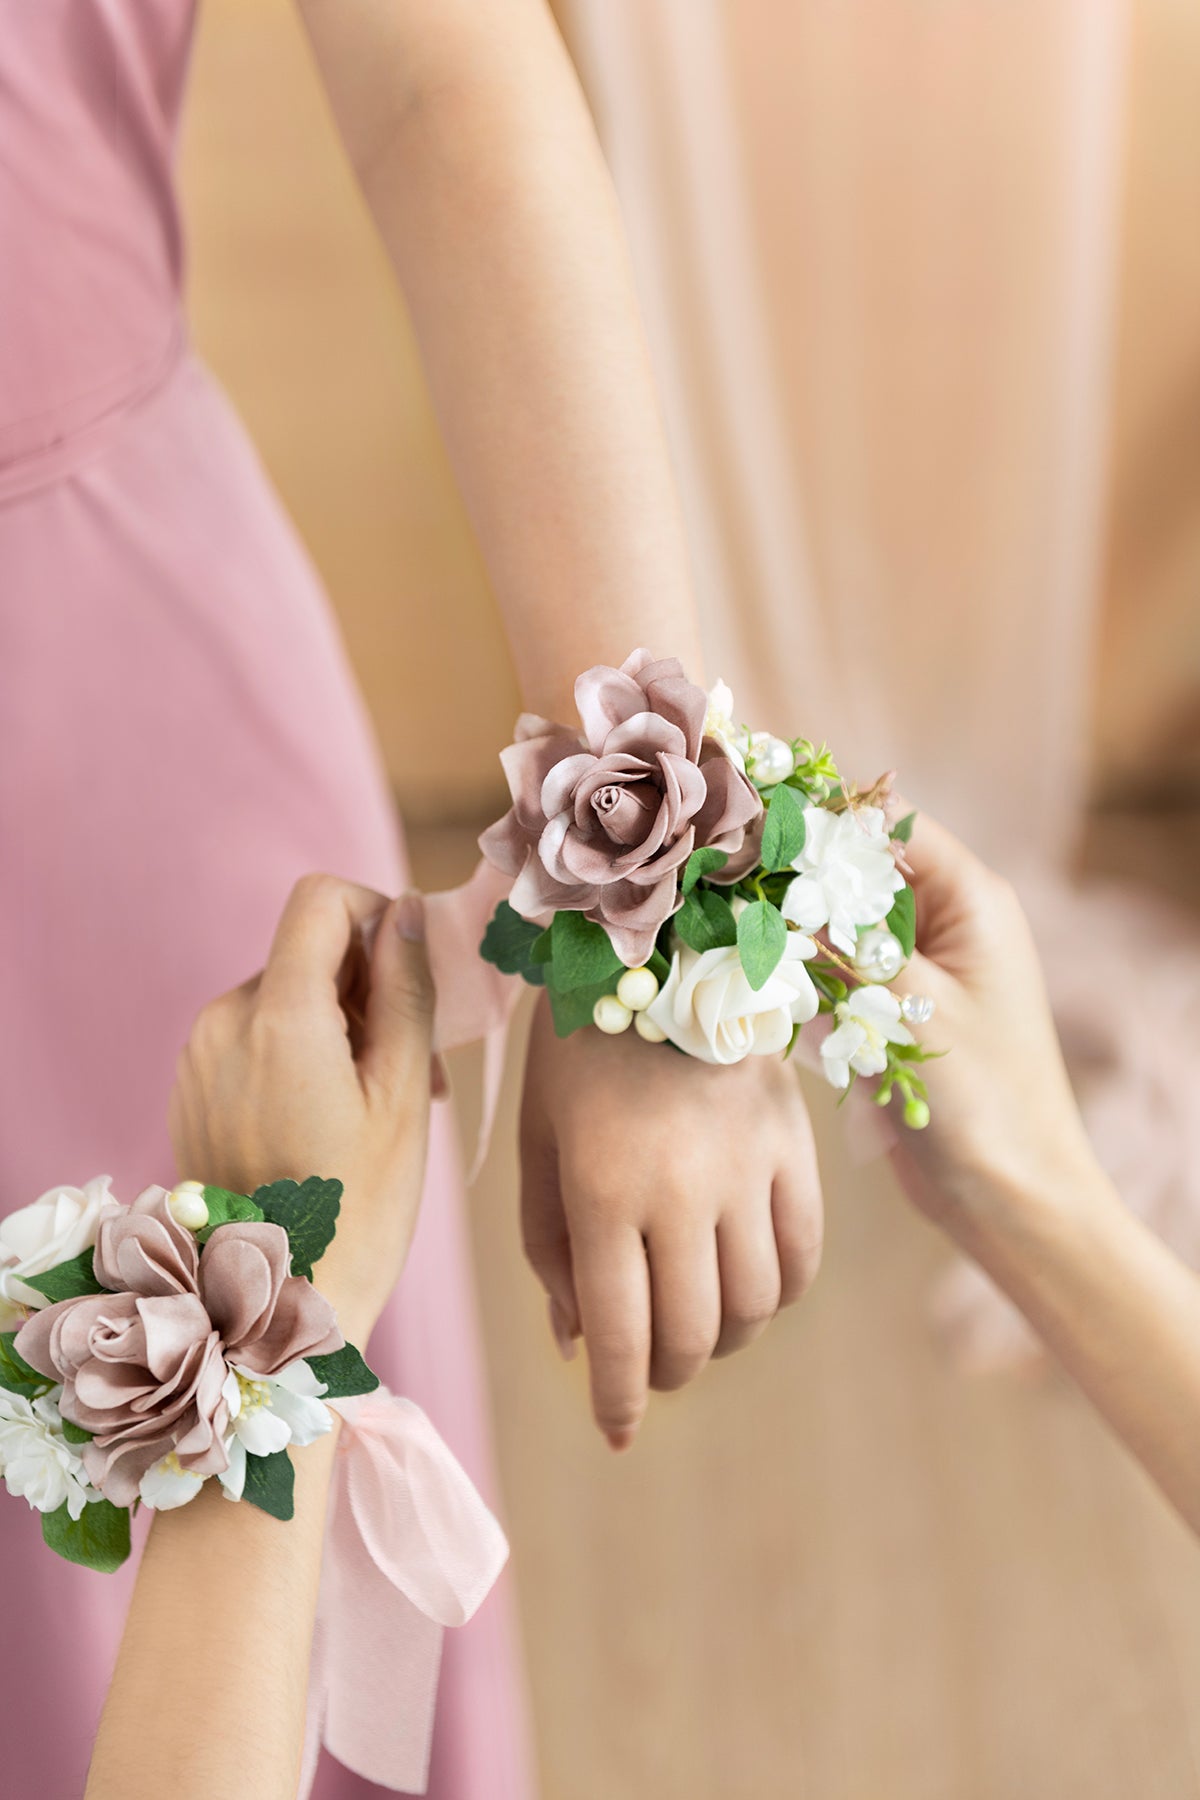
[588,1324,647,1369]
[723,1288,780,1333]
[779,1232,824,1303]
[597,1395,647,1435]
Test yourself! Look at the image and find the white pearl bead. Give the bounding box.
[168,1181,210,1232]
[749,733,795,785]
[593,994,634,1035]
[635,1010,669,1043]
[853,926,906,982]
[900,993,936,1025]
[616,966,659,1012]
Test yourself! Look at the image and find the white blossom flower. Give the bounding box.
[703,679,747,773]
[0,1177,122,1329]
[216,1360,331,1502]
[0,1389,93,1520]
[820,985,914,1090]
[781,805,904,955]
[139,1452,206,1512]
[644,929,820,1065]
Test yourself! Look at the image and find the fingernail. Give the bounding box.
[605,1428,637,1454]
[395,890,426,943]
[548,1297,577,1363]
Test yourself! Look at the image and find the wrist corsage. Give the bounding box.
[0,1175,377,1572]
[478,648,938,1126]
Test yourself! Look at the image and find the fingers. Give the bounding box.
[900,808,992,931]
[571,1223,652,1449]
[360,891,436,1092]
[769,1106,825,1306]
[260,873,388,1013]
[770,1167,824,1306]
[647,1222,721,1392]
[519,1117,581,1346]
[713,1210,781,1359]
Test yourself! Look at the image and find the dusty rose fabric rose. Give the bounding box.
[15,1190,343,1507]
[480,649,762,964]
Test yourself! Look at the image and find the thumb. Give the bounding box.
[361,890,436,1090]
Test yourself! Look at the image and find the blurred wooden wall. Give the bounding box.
[180,0,1200,820]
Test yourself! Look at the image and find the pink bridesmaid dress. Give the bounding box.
[0,3,533,1794]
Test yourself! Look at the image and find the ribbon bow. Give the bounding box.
[301,1388,509,1795]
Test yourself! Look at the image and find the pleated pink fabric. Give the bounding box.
[0,2,533,1792]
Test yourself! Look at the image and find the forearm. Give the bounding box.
[86,1431,337,1800]
[949,1161,1200,1534]
[297,0,703,719]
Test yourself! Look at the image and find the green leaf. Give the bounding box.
[0,1332,52,1400]
[22,1250,106,1305]
[530,928,554,964]
[681,846,730,895]
[545,973,618,1038]
[307,1343,380,1398]
[241,1449,295,1522]
[250,1178,342,1281]
[891,811,917,844]
[885,885,917,959]
[549,911,624,991]
[42,1498,131,1574]
[674,889,738,954]
[759,783,808,872]
[479,902,546,978]
[737,901,788,991]
[60,1417,92,1445]
[196,1186,265,1244]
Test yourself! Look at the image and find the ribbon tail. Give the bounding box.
[313,1392,510,1794]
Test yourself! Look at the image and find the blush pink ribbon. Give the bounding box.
[300,1388,510,1795]
[426,860,523,1180]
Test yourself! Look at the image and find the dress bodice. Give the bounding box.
[0,0,194,485]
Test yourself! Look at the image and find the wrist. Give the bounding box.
[944,1137,1118,1273]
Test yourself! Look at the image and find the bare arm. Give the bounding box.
[890,814,1200,1534]
[86,881,436,1798]
[293,0,824,1443]
[296,0,702,719]
[954,1161,1200,1531]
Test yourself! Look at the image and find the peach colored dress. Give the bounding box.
[0,2,532,1793]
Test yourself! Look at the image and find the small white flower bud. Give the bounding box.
[616,966,659,1012]
[593,994,634,1035]
[634,1010,669,1043]
[168,1181,209,1232]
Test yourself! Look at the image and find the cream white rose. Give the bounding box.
[0,1177,122,1328]
[645,930,820,1065]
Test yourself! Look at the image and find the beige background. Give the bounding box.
[180,6,1200,1796]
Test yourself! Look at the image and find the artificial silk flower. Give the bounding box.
[820,985,915,1090]
[139,1452,205,1512]
[646,930,820,1065]
[0,1390,93,1520]
[781,804,905,955]
[0,1176,122,1327]
[218,1359,332,1501]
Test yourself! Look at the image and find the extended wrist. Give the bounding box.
[945,1135,1116,1273]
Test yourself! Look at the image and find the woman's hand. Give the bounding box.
[886,811,1097,1232]
[520,997,823,1447]
[169,874,435,1345]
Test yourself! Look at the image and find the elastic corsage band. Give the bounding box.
[479,648,939,1125]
